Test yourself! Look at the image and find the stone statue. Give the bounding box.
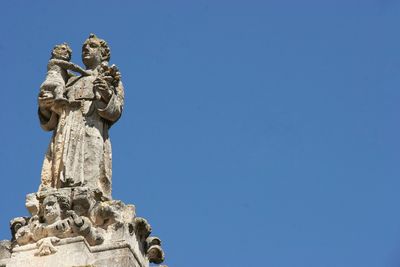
[39,43,90,103]
[38,34,124,200]
[1,34,165,267]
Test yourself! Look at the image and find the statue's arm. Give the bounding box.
[38,91,58,131]
[50,59,89,76]
[96,81,125,125]
[38,107,58,131]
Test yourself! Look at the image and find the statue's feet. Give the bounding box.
[61,177,82,188]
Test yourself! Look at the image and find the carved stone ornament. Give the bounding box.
[1,34,165,267]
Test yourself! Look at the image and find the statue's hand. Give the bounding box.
[54,220,70,233]
[39,90,52,99]
[93,77,113,102]
[38,91,55,109]
[66,210,84,227]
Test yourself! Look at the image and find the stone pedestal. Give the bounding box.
[3,236,146,267]
[0,188,165,267]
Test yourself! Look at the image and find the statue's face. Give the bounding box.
[82,38,102,69]
[43,196,61,224]
[53,44,71,61]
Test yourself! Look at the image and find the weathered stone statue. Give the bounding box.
[40,43,89,103]
[0,34,166,267]
[38,34,124,200]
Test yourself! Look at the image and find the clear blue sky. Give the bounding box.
[1,1,400,266]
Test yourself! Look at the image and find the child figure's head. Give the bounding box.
[51,43,72,61]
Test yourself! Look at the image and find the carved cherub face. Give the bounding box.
[51,43,72,61]
[43,196,61,224]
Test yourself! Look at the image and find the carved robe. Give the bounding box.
[38,73,124,199]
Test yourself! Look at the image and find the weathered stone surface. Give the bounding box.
[8,188,163,266]
[7,237,146,267]
[4,34,165,267]
[40,43,89,103]
[0,240,11,259]
[146,237,165,264]
[38,34,124,200]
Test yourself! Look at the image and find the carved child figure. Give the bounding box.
[39,43,89,103]
[31,195,69,241]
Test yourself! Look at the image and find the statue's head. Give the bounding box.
[82,34,110,69]
[43,195,61,224]
[51,43,72,61]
